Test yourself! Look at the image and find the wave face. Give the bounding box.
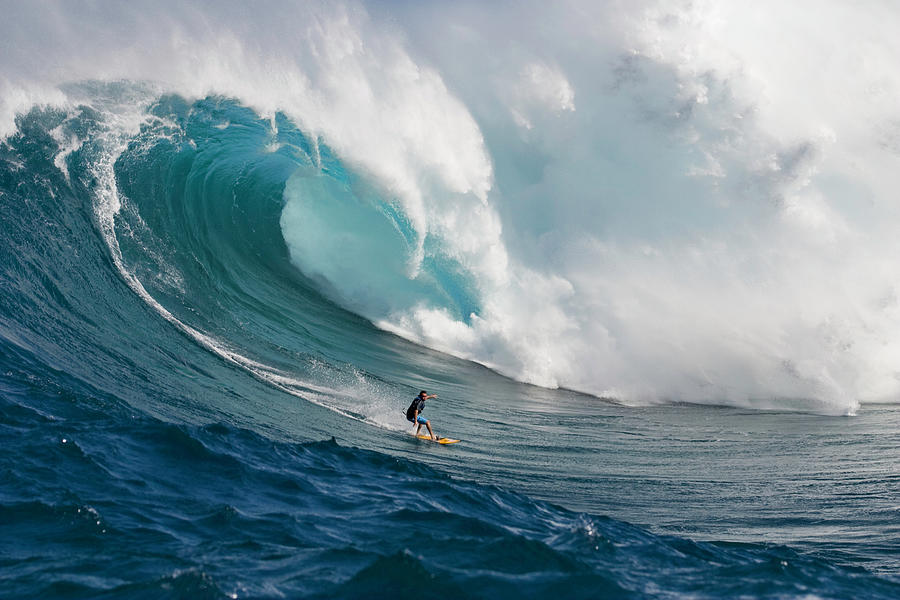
[4,1,900,411]
[4,1,900,597]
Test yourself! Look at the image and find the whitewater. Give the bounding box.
[3,1,900,598]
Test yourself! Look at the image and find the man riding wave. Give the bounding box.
[406,390,437,440]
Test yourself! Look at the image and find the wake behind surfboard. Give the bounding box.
[416,434,461,445]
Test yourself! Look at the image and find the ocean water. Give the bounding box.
[4,2,900,598]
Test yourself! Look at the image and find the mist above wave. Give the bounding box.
[5,1,900,412]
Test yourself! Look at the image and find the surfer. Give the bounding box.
[406,390,437,440]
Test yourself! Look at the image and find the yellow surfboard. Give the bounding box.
[416,434,460,444]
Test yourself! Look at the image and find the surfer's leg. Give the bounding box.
[415,415,428,436]
[425,420,436,440]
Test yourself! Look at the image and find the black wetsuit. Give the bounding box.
[406,396,425,422]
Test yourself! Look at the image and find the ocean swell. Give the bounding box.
[3,372,899,598]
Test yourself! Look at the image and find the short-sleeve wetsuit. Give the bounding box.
[406,396,427,424]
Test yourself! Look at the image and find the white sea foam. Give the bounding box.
[5,1,900,412]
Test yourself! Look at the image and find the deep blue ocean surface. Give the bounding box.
[3,84,900,598]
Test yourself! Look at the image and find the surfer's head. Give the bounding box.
[419,390,427,397]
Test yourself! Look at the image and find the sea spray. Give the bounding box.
[5,1,900,409]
